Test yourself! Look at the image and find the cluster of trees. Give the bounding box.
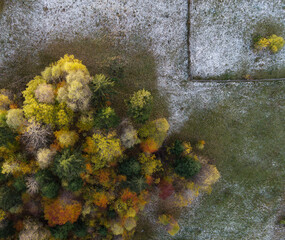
[0,55,220,239]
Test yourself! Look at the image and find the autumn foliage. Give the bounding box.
[0,55,220,239]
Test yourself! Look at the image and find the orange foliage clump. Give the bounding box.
[44,198,82,226]
[85,163,93,174]
[93,192,109,209]
[14,220,24,232]
[140,138,158,154]
[121,189,139,209]
[9,104,18,109]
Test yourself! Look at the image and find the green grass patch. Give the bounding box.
[170,81,285,239]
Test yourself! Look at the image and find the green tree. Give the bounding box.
[174,156,201,179]
[126,89,153,123]
[52,149,84,182]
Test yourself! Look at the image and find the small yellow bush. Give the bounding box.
[255,34,285,53]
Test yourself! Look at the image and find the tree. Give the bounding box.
[21,121,53,153]
[90,74,115,107]
[126,89,153,123]
[34,83,55,104]
[54,130,79,148]
[36,148,55,169]
[35,170,60,199]
[19,218,51,240]
[57,71,92,111]
[84,132,122,170]
[138,118,170,152]
[119,120,140,149]
[44,197,82,226]
[0,186,22,211]
[52,148,84,182]
[93,107,119,130]
[6,109,25,131]
[174,156,201,179]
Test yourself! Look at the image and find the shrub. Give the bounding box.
[52,148,84,182]
[126,89,153,123]
[254,34,285,53]
[93,107,119,130]
[54,130,79,148]
[174,156,201,179]
[6,109,25,131]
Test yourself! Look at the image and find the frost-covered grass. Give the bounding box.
[170,81,285,239]
[190,0,285,79]
[1,0,285,239]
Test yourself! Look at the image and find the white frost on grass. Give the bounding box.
[190,0,285,79]
[0,0,189,130]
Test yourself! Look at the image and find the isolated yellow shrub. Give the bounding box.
[255,34,285,53]
[268,34,285,53]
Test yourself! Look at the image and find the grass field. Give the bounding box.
[169,81,285,239]
[190,0,285,80]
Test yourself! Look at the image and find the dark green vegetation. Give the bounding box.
[170,81,285,239]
